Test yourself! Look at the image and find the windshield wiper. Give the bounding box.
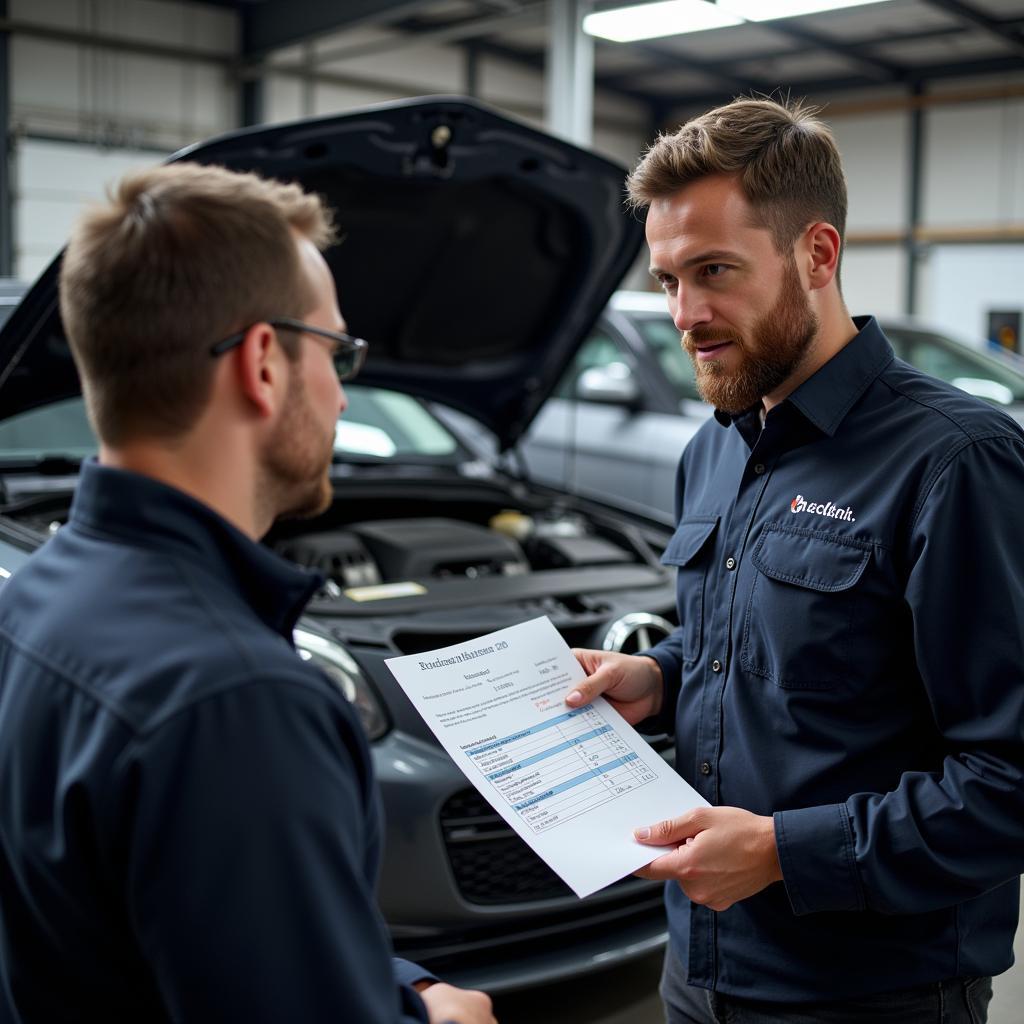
[0,454,83,475]
[0,455,84,506]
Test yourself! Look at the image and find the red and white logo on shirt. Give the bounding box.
[790,494,856,522]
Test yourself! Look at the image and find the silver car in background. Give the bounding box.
[521,292,1024,519]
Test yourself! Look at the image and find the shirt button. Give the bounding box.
[700,761,712,775]
[725,557,736,570]
[712,659,722,672]
[754,463,766,475]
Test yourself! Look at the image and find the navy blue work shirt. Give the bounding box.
[644,317,1024,1002]
[0,461,431,1022]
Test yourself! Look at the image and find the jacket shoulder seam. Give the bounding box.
[0,621,141,732]
[134,668,346,736]
[909,433,1024,533]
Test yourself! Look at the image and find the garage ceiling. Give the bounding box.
[201,0,1024,115]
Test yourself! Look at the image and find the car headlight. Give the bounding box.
[294,627,389,741]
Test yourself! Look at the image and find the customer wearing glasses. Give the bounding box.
[0,163,495,1024]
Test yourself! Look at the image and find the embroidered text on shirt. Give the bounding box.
[790,494,856,522]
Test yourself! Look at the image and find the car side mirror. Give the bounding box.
[575,363,640,407]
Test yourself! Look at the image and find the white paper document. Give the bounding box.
[385,616,708,898]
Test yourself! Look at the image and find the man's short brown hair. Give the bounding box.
[59,162,336,446]
[626,97,847,261]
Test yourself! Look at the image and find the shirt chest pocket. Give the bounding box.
[741,525,872,690]
[661,516,718,665]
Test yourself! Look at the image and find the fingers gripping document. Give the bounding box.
[385,616,708,898]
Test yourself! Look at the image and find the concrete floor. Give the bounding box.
[493,889,1024,1024]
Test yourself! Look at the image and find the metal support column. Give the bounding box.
[240,76,264,128]
[301,41,315,117]
[0,0,12,277]
[239,7,265,129]
[545,0,593,147]
[464,43,480,99]
[904,82,925,316]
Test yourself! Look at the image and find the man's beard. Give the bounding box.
[684,259,819,415]
[261,368,335,523]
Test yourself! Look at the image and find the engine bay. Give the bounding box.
[275,509,642,590]
[0,476,676,651]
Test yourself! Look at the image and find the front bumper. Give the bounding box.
[374,732,667,992]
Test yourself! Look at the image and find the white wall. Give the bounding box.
[922,244,1024,344]
[8,0,238,278]
[923,98,1024,227]
[833,111,909,233]
[827,108,910,319]
[14,139,166,280]
[840,246,909,320]
[9,0,237,151]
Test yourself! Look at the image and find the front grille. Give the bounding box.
[391,885,666,975]
[440,789,589,904]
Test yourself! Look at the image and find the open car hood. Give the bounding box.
[0,96,644,451]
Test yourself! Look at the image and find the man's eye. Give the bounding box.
[657,274,677,290]
[703,264,728,278]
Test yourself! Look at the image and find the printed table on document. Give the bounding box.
[463,705,658,834]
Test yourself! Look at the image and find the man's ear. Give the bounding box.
[233,323,285,419]
[802,222,842,291]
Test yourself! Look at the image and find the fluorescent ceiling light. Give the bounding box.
[717,0,895,20]
[583,1,743,43]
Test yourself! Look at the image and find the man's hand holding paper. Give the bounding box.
[566,645,783,912]
[565,648,665,725]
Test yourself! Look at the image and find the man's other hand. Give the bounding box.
[419,982,497,1024]
[565,649,664,724]
[633,806,783,911]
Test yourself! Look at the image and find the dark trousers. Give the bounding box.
[660,945,993,1024]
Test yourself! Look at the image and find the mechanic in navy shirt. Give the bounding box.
[567,98,1024,1022]
[0,163,495,1024]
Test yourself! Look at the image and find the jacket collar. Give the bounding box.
[68,459,323,638]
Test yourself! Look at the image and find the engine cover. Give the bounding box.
[351,518,529,580]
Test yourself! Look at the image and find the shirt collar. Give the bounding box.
[713,316,894,438]
[69,459,323,638]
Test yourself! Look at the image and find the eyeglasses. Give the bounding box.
[210,317,368,381]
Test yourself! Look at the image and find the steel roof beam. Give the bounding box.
[920,0,1024,56]
[624,39,777,94]
[293,3,547,70]
[597,24,969,89]
[757,19,905,82]
[465,36,662,110]
[241,0,438,59]
[656,53,1024,117]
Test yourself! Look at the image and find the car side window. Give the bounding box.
[887,328,1024,403]
[903,337,982,383]
[553,329,629,399]
[634,316,702,404]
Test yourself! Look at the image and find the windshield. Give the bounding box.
[337,385,460,459]
[0,384,462,465]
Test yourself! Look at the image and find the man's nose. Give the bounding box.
[672,288,712,333]
[337,383,348,417]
